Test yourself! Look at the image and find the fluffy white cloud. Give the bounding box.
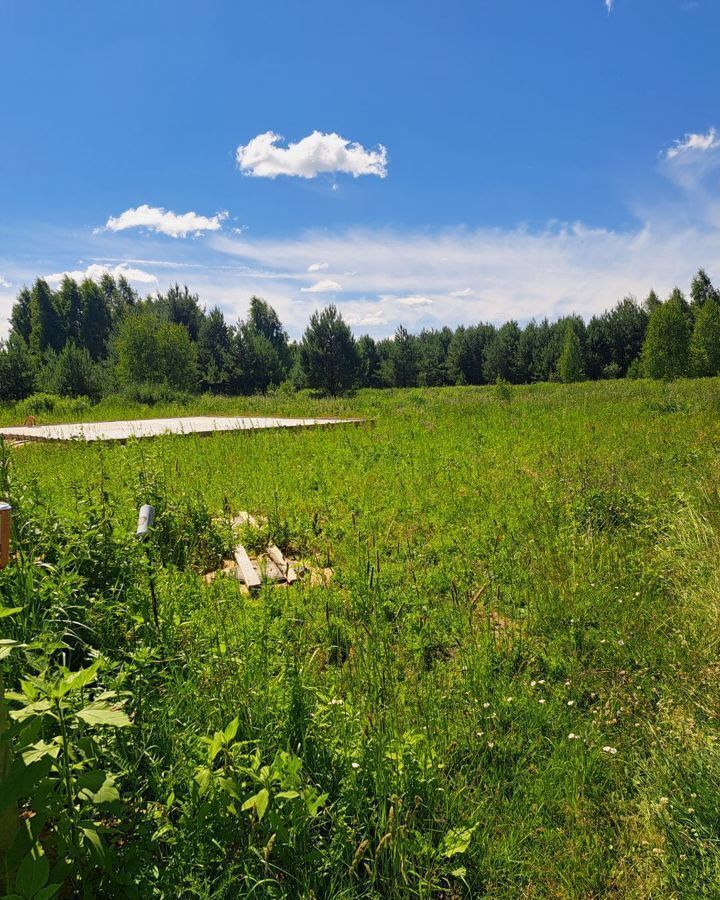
[450,288,474,297]
[104,205,228,238]
[0,276,10,289]
[307,261,329,272]
[45,263,158,287]
[236,131,388,179]
[666,128,720,160]
[300,279,342,293]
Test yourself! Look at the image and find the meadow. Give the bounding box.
[1,378,720,898]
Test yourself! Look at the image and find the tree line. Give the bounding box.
[1,268,719,401]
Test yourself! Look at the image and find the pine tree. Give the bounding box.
[391,325,419,387]
[0,334,35,401]
[299,305,359,395]
[558,324,583,383]
[57,276,83,343]
[197,307,231,392]
[689,297,720,377]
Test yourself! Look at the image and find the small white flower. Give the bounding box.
[567,700,575,706]
[506,696,513,703]
[482,702,490,709]
[530,680,537,687]
[568,732,579,740]
[351,762,360,769]
[538,698,546,705]
[602,746,618,755]
[617,640,625,647]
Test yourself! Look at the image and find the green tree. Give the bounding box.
[690,268,718,311]
[558,324,583,383]
[80,280,112,359]
[10,288,33,343]
[643,289,661,316]
[641,295,692,379]
[114,311,198,392]
[483,321,522,383]
[391,325,419,387]
[0,334,35,401]
[42,341,99,398]
[29,278,64,353]
[357,335,382,388]
[689,297,720,377]
[57,276,83,343]
[247,296,290,369]
[299,305,359,395]
[197,307,232,393]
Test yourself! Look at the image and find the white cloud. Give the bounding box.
[0,276,10,289]
[45,263,158,287]
[397,295,433,307]
[236,131,388,179]
[300,279,342,293]
[666,128,720,160]
[345,310,389,327]
[103,205,228,238]
[605,0,613,11]
[450,288,474,297]
[307,261,329,272]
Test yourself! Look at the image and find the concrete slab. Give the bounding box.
[0,415,364,443]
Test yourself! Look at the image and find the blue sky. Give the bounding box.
[2,0,719,337]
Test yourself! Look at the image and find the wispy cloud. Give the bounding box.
[0,276,10,289]
[103,205,228,239]
[300,278,342,293]
[450,287,474,297]
[666,127,720,160]
[45,263,158,287]
[307,261,329,272]
[236,131,388,179]
[605,0,614,11]
[397,295,433,307]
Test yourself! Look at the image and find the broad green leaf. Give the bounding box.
[0,757,51,809]
[241,787,269,820]
[21,739,60,766]
[194,766,211,796]
[77,770,120,804]
[15,849,49,897]
[0,606,23,618]
[75,701,131,727]
[0,640,24,662]
[275,790,300,800]
[208,730,224,762]
[224,717,239,743]
[306,792,328,817]
[441,824,477,858]
[35,885,62,900]
[59,660,101,697]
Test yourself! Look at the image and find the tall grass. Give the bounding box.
[1,378,719,897]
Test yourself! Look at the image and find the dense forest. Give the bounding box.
[1,268,719,402]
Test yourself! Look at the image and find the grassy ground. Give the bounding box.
[2,379,720,897]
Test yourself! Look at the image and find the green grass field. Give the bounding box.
[2,379,720,898]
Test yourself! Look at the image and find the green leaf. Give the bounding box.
[0,640,24,662]
[275,790,300,800]
[305,792,328,817]
[35,885,62,900]
[75,701,131,727]
[208,730,224,762]
[194,766,211,796]
[21,739,60,766]
[81,826,107,862]
[241,787,269,821]
[224,717,239,743]
[0,606,23,618]
[77,771,120,805]
[15,849,49,897]
[0,757,51,810]
[441,824,477,858]
[59,660,101,697]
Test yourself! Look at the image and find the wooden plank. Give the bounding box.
[266,544,298,584]
[234,544,261,589]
